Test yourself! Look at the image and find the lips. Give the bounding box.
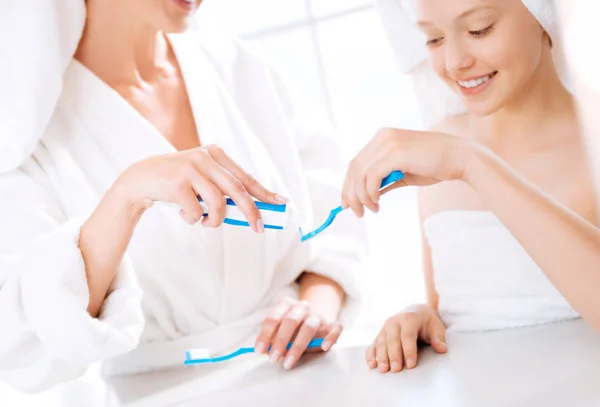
[174,0,195,10]
[456,72,498,89]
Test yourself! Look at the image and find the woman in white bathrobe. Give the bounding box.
[0,0,364,393]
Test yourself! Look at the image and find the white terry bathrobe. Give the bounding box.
[0,31,364,393]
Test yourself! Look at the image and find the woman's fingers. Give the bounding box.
[375,332,390,373]
[193,151,263,233]
[175,184,205,225]
[188,175,227,227]
[268,301,309,364]
[355,173,379,213]
[206,145,284,204]
[399,319,420,369]
[386,323,404,373]
[254,298,294,355]
[321,321,343,352]
[282,314,321,370]
[365,343,377,369]
[427,319,448,354]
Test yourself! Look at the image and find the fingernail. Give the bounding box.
[275,194,288,204]
[391,362,401,372]
[368,360,377,369]
[270,350,280,364]
[322,341,333,352]
[283,355,295,370]
[378,363,387,373]
[255,342,266,354]
[256,218,265,234]
[407,358,416,369]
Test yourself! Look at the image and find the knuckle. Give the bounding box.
[195,148,212,162]
[301,324,318,337]
[244,172,259,187]
[204,144,222,155]
[375,127,391,140]
[283,315,300,326]
[212,195,227,211]
[399,312,418,325]
[263,316,280,325]
[231,179,247,195]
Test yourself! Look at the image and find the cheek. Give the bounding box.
[428,50,448,80]
[487,28,544,76]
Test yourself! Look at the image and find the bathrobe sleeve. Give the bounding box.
[0,166,144,393]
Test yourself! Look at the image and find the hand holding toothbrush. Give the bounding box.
[254,297,343,370]
[112,144,285,232]
[341,128,476,217]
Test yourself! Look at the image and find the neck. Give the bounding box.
[471,49,575,146]
[75,1,171,86]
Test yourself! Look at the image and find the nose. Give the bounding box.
[444,38,475,76]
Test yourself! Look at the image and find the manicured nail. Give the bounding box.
[322,341,333,352]
[283,355,295,370]
[256,218,265,234]
[255,342,266,354]
[391,362,401,372]
[275,194,288,204]
[406,358,416,369]
[270,350,280,364]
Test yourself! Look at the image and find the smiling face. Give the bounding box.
[412,0,552,116]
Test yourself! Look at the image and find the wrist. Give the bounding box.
[94,181,148,230]
[459,140,490,184]
[109,176,151,217]
[299,273,345,322]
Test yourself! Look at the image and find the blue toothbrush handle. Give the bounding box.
[380,170,405,189]
[266,338,325,352]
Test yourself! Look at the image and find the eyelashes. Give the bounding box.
[425,23,495,47]
[469,24,494,37]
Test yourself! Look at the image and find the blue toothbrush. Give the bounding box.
[184,338,325,365]
[299,170,405,242]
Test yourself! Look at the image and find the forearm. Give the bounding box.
[79,184,145,317]
[465,146,600,329]
[298,272,346,322]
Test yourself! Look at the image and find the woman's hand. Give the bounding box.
[255,297,343,370]
[112,144,284,233]
[341,127,477,217]
[366,304,447,374]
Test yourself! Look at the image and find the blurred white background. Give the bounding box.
[1,0,426,405]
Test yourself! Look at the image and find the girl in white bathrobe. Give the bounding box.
[341,0,599,373]
[0,0,364,392]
